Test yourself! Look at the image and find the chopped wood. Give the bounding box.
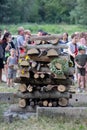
[40,73,45,78]
[14,91,71,99]
[31,61,37,68]
[30,35,62,41]
[52,101,57,107]
[27,48,39,55]
[34,73,39,79]
[26,44,68,49]
[38,101,43,107]
[19,99,26,108]
[57,85,66,92]
[55,63,62,70]
[58,98,69,107]
[13,77,72,85]
[18,84,27,92]
[48,38,59,45]
[47,49,58,57]
[48,102,52,107]
[29,55,56,62]
[43,100,48,107]
[27,85,33,92]
[29,101,35,107]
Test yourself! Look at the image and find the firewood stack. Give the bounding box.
[14,35,73,110]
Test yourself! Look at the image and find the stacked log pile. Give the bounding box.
[14,35,73,110]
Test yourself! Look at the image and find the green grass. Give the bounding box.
[0,82,18,93]
[0,23,87,35]
[0,112,87,130]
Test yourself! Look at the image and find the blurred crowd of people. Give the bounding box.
[0,27,87,92]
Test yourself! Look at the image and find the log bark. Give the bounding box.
[26,44,68,49]
[14,91,71,99]
[19,99,26,108]
[38,101,43,107]
[58,98,69,107]
[52,101,57,107]
[29,101,35,107]
[29,55,56,62]
[18,84,27,92]
[30,35,62,41]
[14,77,73,86]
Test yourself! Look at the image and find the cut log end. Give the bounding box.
[57,85,66,92]
[58,98,68,107]
[27,85,33,92]
[18,84,27,92]
[19,99,26,108]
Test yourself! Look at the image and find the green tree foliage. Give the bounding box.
[70,0,87,25]
[0,0,87,25]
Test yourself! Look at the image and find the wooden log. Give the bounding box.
[26,44,68,49]
[19,99,26,108]
[52,101,57,107]
[27,85,33,92]
[48,102,53,107]
[42,85,54,92]
[13,77,73,86]
[40,73,45,79]
[47,49,58,57]
[34,73,39,79]
[38,101,43,107]
[43,100,48,107]
[27,48,39,55]
[48,39,59,45]
[31,61,37,68]
[58,98,69,107]
[40,66,50,72]
[30,35,62,41]
[18,84,27,92]
[29,101,35,107]
[14,91,71,99]
[57,85,66,92]
[37,63,41,71]
[55,63,62,70]
[29,55,58,62]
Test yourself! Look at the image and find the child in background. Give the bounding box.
[75,46,87,92]
[7,49,17,87]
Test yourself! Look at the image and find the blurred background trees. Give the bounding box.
[0,0,87,25]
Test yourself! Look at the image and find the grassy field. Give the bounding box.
[0,23,87,35]
[0,108,87,130]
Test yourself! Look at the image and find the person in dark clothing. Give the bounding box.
[75,46,87,92]
[1,32,15,82]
